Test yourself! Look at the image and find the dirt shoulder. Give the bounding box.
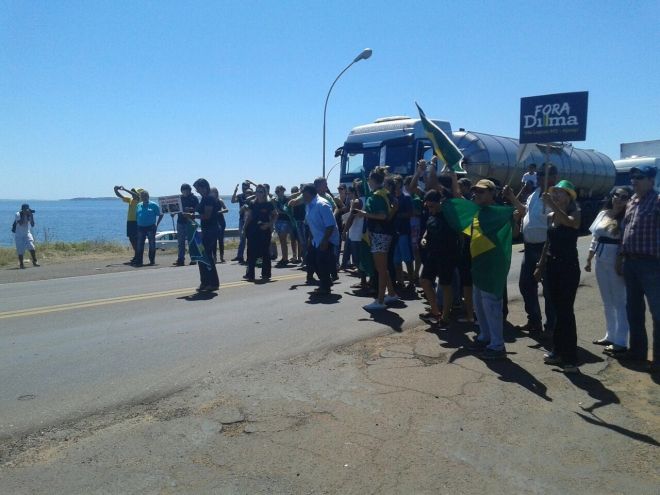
[1,280,657,494]
[0,248,238,284]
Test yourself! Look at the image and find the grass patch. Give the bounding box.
[0,241,131,267]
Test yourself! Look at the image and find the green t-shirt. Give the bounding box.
[366,193,393,234]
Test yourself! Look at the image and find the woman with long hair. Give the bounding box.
[355,166,400,311]
[585,187,632,354]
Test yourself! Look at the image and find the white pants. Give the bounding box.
[594,243,629,347]
[473,286,504,350]
[15,233,35,256]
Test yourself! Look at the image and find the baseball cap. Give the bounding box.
[471,179,496,191]
[630,165,657,178]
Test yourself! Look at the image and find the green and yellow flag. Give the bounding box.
[415,102,466,173]
[442,198,513,298]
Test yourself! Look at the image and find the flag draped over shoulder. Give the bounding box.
[442,198,514,298]
[415,102,465,173]
[186,220,213,270]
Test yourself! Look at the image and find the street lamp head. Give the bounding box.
[353,48,373,63]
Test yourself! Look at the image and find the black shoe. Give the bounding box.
[231,257,242,262]
[173,261,185,266]
[189,261,197,265]
[243,275,255,282]
[148,261,155,266]
[517,322,542,333]
[592,338,612,346]
[466,338,489,352]
[480,348,507,360]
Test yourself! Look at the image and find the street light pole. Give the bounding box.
[322,48,372,178]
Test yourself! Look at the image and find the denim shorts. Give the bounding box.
[370,233,392,254]
[275,220,291,235]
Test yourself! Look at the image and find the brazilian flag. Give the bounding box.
[186,220,213,270]
[415,102,466,173]
[442,198,513,298]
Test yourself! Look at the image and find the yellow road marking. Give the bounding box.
[0,273,305,320]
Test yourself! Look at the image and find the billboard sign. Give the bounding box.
[519,91,588,143]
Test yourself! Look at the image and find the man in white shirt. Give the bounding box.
[521,163,538,189]
[303,184,340,295]
[518,164,557,335]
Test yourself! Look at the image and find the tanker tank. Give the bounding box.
[453,130,616,198]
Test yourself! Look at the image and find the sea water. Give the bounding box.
[0,198,240,247]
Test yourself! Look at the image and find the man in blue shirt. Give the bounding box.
[303,184,339,295]
[134,190,163,267]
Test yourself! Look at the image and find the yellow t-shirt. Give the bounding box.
[122,196,139,222]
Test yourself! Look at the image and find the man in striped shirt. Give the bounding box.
[618,164,659,367]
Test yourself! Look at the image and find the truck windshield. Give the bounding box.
[342,148,380,176]
[383,144,414,176]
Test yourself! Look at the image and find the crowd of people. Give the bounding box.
[101,160,657,372]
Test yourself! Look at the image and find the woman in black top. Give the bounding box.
[535,180,581,372]
[192,178,220,291]
[243,185,277,281]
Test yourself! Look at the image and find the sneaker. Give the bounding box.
[543,352,562,365]
[363,300,387,311]
[206,285,219,291]
[313,286,331,295]
[466,338,489,352]
[242,275,255,282]
[480,348,507,360]
[419,312,441,325]
[383,295,401,305]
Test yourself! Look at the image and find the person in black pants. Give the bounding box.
[192,178,220,291]
[243,185,277,281]
[210,187,229,263]
[535,180,581,373]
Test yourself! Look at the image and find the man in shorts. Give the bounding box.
[114,185,141,263]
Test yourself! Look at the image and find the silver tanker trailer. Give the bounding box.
[337,116,615,227]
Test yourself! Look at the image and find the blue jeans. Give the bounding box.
[237,216,246,260]
[136,225,156,265]
[519,242,556,331]
[473,287,504,351]
[624,257,660,361]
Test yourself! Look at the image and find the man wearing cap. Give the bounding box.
[618,164,659,367]
[465,178,525,360]
[518,164,558,336]
[174,183,199,266]
[114,185,141,263]
[13,204,39,269]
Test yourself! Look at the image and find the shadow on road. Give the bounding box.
[575,412,659,447]
[177,292,218,301]
[359,310,405,332]
[427,324,552,402]
[305,293,342,305]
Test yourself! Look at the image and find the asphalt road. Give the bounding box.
[0,237,593,437]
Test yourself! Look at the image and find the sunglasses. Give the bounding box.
[630,175,646,181]
[613,193,630,201]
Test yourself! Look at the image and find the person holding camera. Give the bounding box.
[113,185,142,263]
[13,204,39,269]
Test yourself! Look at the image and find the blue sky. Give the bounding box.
[1,0,659,199]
